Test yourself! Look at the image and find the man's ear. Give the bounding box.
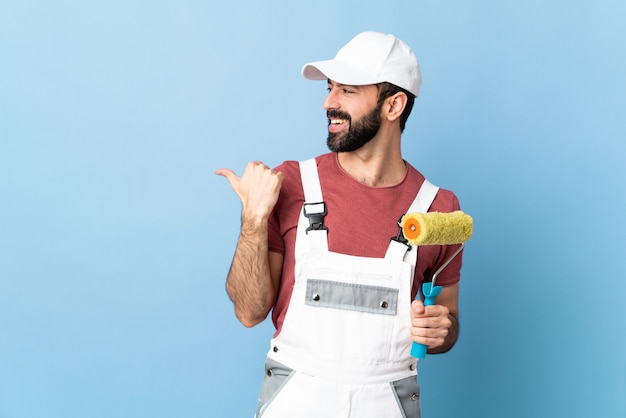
[385,92,408,122]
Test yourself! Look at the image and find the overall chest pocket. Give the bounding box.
[295,266,402,366]
[305,279,399,315]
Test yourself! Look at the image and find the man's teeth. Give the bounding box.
[331,120,344,125]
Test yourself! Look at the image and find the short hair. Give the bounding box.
[375,82,415,133]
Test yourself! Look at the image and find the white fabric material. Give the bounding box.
[299,158,323,203]
[406,179,438,214]
[301,31,422,97]
[263,160,438,417]
[297,158,328,252]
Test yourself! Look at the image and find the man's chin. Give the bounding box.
[327,134,344,152]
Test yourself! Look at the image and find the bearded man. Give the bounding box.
[216,31,464,418]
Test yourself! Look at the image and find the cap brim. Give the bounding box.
[302,60,384,86]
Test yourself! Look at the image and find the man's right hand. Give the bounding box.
[216,162,284,327]
[215,161,284,224]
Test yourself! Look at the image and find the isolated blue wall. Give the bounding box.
[1,1,625,417]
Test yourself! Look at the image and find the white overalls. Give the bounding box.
[255,159,439,418]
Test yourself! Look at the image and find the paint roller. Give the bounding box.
[398,210,473,358]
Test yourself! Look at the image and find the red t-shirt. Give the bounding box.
[268,153,463,334]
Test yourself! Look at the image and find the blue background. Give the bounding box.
[1,1,625,417]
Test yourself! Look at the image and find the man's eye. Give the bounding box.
[343,89,354,94]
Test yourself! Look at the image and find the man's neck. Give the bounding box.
[337,142,406,188]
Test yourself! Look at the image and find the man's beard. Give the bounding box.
[326,103,382,153]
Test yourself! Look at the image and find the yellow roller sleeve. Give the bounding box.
[400,210,473,246]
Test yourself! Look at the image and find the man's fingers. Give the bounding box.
[215,168,240,189]
[411,299,425,315]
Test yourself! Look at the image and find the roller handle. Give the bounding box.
[410,282,443,359]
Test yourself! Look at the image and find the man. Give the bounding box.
[216,31,463,418]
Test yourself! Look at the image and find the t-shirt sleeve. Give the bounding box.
[268,205,284,254]
[267,160,301,255]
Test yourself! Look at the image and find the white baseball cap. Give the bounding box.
[302,31,422,97]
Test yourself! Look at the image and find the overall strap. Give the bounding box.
[385,179,440,264]
[297,158,329,252]
[406,179,439,214]
[300,158,323,203]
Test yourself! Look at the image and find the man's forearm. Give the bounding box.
[225,220,276,328]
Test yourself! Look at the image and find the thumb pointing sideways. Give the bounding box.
[215,168,240,189]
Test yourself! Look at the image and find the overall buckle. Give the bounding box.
[303,202,328,234]
[390,214,411,250]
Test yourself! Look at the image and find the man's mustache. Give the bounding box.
[327,110,351,122]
